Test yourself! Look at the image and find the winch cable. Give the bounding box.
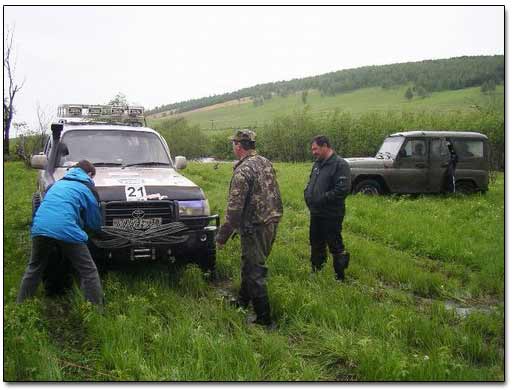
[91,221,190,249]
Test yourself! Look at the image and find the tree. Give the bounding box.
[4,26,25,156]
[416,85,429,99]
[404,87,413,101]
[108,92,128,106]
[481,80,496,94]
[301,90,308,104]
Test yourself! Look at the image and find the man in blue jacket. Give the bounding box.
[304,135,351,281]
[17,160,104,304]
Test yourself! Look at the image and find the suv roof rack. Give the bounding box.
[57,120,144,127]
[57,104,145,126]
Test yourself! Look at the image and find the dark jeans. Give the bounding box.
[17,236,104,304]
[447,163,457,193]
[309,215,345,270]
[240,223,278,301]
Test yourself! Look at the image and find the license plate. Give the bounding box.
[113,217,162,230]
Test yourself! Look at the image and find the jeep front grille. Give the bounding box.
[103,200,177,226]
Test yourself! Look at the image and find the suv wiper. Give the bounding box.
[92,162,123,166]
[122,161,170,169]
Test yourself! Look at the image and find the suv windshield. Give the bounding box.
[376,136,404,159]
[58,130,171,167]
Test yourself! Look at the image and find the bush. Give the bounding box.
[153,117,210,159]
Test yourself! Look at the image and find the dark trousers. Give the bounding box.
[309,215,345,271]
[17,236,104,304]
[447,163,456,193]
[239,223,278,301]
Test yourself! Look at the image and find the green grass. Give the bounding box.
[148,86,504,131]
[4,161,504,381]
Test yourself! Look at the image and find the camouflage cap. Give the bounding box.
[229,129,256,142]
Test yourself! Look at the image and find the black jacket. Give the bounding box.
[304,153,351,217]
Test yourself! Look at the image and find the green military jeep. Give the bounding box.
[347,131,489,195]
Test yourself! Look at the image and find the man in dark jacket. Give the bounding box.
[217,129,283,327]
[17,160,104,304]
[446,140,458,193]
[304,135,351,281]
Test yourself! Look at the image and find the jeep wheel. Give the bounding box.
[32,192,42,219]
[456,181,476,194]
[43,246,74,297]
[354,179,383,195]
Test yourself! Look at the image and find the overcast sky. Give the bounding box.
[4,5,504,132]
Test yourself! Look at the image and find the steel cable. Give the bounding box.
[91,221,190,249]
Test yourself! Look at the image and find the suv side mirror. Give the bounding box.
[31,154,48,169]
[175,156,187,170]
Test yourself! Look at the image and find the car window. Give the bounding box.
[430,139,441,158]
[453,139,484,159]
[58,130,171,167]
[431,139,450,159]
[400,139,426,158]
[376,136,404,158]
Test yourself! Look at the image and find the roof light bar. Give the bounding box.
[57,104,145,125]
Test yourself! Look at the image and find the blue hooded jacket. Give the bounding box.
[31,167,102,243]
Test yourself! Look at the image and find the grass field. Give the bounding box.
[4,161,504,381]
[148,86,504,131]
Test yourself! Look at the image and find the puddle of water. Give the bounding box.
[444,301,494,318]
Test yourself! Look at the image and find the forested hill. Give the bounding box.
[146,55,504,116]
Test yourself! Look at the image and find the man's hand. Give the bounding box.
[216,241,225,250]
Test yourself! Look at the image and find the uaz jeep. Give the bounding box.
[348,131,490,195]
[30,104,218,277]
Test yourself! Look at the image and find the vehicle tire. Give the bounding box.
[32,192,42,219]
[354,179,383,195]
[42,246,74,297]
[195,247,217,278]
[455,181,477,194]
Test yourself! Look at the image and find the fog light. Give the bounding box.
[200,234,207,242]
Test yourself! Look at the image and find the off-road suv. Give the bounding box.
[30,104,218,278]
[348,131,490,195]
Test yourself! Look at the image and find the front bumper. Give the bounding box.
[90,214,219,262]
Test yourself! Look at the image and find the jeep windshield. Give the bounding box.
[57,130,171,167]
[375,136,404,159]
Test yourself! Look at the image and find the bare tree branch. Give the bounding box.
[3,25,25,156]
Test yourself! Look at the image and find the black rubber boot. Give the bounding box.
[311,245,327,273]
[333,251,350,281]
[231,286,250,309]
[252,296,276,329]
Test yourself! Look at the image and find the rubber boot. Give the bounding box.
[231,285,250,309]
[252,296,276,329]
[310,245,327,273]
[333,251,350,281]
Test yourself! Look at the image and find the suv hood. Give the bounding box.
[345,157,387,169]
[52,167,204,201]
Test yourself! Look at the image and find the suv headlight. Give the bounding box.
[178,200,210,217]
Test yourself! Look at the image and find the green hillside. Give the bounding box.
[148,85,504,131]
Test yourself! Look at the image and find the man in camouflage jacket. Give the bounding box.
[217,129,283,327]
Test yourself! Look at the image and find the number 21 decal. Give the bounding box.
[125,185,146,201]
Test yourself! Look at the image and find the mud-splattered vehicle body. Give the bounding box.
[30,105,218,289]
[348,131,490,195]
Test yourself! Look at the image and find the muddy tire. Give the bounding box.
[42,246,74,297]
[354,179,383,195]
[456,181,477,194]
[32,192,42,219]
